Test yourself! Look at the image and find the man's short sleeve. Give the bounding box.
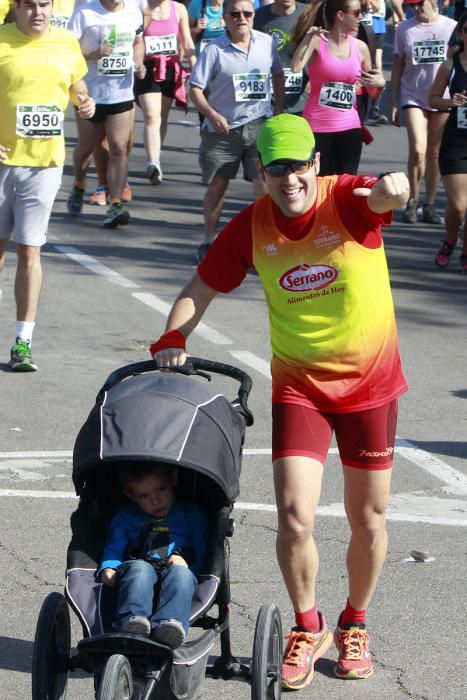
[68,9,84,40]
[189,42,217,90]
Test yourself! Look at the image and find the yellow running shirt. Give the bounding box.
[252,176,408,412]
[50,0,76,29]
[0,24,87,167]
[0,0,14,24]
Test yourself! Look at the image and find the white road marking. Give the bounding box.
[229,351,271,378]
[50,247,467,525]
[1,450,466,526]
[55,246,139,289]
[132,292,232,346]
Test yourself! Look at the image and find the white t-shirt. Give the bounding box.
[69,0,143,104]
[393,14,456,110]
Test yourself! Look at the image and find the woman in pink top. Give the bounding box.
[290,0,383,175]
[135,0,196,185]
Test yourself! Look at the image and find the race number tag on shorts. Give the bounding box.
[97,51,131,76]
[144,34,177,55]
[319,82,355,110]
[233,73,268,101]
[412,40,446,65]
[50,14,70,28]
[360,11,373,25]
[16,105,64,138]
[284,68,303,95]
[457,107,467,129]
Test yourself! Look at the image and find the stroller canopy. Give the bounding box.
[73,370,246,503]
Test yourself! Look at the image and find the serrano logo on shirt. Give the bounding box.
[279,264,338,292]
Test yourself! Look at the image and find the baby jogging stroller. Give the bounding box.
[31,358,283,700]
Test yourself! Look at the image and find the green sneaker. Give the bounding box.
[67,186,84,217]
[9,339,38,372]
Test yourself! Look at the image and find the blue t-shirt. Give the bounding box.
[188,0,225,45]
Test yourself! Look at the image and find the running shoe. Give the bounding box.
[151,619,185,649]
[366,113,388,126]
[196,241,211,264]
[67,186,85,217]
[281,614,332,690]
[103,202,130,228]
[402,198,418,224]
[121,616,151,637]
[121,181,132,202]
[333,620,373,680]
[88,185,108,206]
[435,238,457,268]
[460,255,467,274]
[9,339,38,372]
[147,163,163,185]
[422,203,441,225]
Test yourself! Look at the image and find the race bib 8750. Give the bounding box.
[16,105,64,138]
[97,51,131,76]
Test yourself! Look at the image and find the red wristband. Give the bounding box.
[149,330,186,358]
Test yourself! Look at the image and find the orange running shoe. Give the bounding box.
[333,621,373,679]
[121,181,132,202]
[281,614,332,690]
[88,185,108,206]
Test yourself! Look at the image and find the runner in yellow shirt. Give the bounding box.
[0,0,14,24]
[0,0,95,371]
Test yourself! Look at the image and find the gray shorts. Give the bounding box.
[0,165,62,246]
[199,117,265,186]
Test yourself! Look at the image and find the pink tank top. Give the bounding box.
[144,0,180,58]
[303,36,362,133]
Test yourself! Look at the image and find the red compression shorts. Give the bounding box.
[272,400,398,470]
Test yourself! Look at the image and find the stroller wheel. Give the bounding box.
[251,603,282,700]
[97,654,133,700]
[32,591,71,700]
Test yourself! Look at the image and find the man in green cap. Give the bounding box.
[149,113,410,689]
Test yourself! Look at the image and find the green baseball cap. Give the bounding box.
[257,114,316,167]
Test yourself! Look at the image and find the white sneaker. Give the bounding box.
[147,163,163,185]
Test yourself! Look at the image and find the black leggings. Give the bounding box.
[315,128,363,176]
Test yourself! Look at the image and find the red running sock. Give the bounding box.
[340,599,367,626]
[295,604,320,633]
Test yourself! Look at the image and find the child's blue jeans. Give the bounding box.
[114,559,197,633]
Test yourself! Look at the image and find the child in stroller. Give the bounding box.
[32,358,283,700]
[99,462,208,647]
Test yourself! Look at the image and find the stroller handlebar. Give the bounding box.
[97,358,254,426]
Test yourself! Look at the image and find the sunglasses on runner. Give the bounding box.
[261,159,315,177]
[344,9,363,16]
[228,10,254,18]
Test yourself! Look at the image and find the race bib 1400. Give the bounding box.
[318,82,355,110]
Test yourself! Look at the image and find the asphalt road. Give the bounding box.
[0,68,466,699]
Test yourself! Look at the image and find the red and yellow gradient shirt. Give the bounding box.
[199,174,408,413]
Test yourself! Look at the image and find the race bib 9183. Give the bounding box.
[16,105,64,138]
[233,73,269,101]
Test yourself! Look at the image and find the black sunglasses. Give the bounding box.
[228,10,254,18]
[262,159,315,177]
